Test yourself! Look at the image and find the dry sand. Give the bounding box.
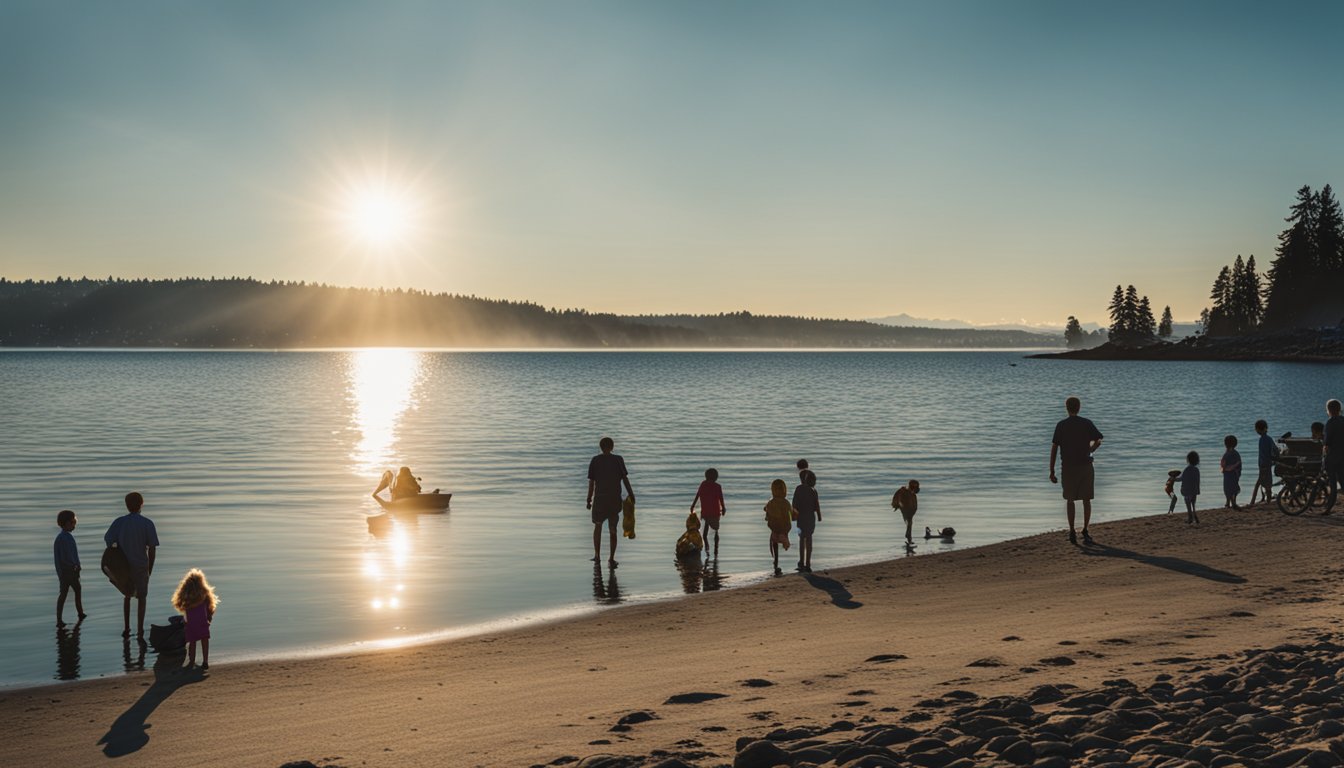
[3,504,1343,768]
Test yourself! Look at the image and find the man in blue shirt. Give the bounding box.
[104,492,159,639]
[1324,400,1344,512]
[1049,396,1104,546]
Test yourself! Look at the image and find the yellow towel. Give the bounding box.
[622,496,636,539]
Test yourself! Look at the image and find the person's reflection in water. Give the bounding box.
[55,623,82,680]
[123,637,147,672]
[676,557,703,595]
[592,563,622,604]
[366,513,393,539]
[701,559,725,592]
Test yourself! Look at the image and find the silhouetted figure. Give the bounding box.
[891,480,921,545]
[1174,451,1201,525]
[792,470,820,572]
[1221,434,1242,509]
[690,468,725,557]
[763,479,793,576]
[104,492,159,638]
[1049,397,1103,545]
[53,509,86,625]
[391,466,422,500]
[675,511,704,559]
[55,624,81,681]
[1249,419,1279,506]
[1325,400,1344,510]
[586,436,634,568]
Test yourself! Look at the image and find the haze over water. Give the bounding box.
[1,350,1339,687]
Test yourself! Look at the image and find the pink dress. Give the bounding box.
[184,601,211,642]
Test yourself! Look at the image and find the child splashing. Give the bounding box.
[171,568,219,673]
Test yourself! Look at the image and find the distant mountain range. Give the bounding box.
[868,313,1200,338]
[0,278,1066,349]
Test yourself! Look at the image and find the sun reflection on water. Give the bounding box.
[346,348,424,473]
[365,516,414,612]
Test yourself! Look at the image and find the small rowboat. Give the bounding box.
[374,492,451,513]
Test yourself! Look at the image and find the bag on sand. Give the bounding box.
[622,496,636,539]
[100,546,132,597]
[149,616,186,654]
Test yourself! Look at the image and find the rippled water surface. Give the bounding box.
[1,350,1339,686]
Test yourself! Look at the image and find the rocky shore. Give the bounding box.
[553,637,1344,767]
[1032,329,1344,362]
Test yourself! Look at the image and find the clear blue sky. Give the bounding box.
[2,1,1341,324]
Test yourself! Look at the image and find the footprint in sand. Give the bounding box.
[865,654,908,664]
[739,679,775,688]
[1038,656,1076,666]
[1100,638,1132,645]
[967,657,1007,668]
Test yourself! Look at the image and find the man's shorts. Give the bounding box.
[701,515,721,531]
[58,567,80,591]
[1258,465,1272,488]
[128,567,150,600]
[591,496,621,525]
[1060,463,1095,501]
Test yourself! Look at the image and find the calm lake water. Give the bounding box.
[0,350,1339,687]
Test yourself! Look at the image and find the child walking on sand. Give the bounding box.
[1164,470,1181,513]
[792,470,821,572]
[1250,420,1279,506]
[54,510,85,626]
[763,479,793,576]
[891,480,921,545]
[1175,451,1201,525]
[690,468,725,557]
[1222,435,1242,509]
[171,568,219,672]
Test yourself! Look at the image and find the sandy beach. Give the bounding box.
[3,504,1343,768]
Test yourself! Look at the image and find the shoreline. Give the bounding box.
[4,503,1341,767]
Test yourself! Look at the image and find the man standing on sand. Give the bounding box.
[587,437,634,568]
[104,492,158,638]
[1323,399,1344,512]
[1049,396,1103,546]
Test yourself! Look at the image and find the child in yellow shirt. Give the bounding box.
[763,479,793,576]
[675,511,704,559]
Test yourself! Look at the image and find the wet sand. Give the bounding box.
[3,504,1342,768]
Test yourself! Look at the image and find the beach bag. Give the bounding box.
[100,546,132,597]
[148,616,186,654]
[622,496,636,539]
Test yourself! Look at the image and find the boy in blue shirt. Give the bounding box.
[1249,419,1279,506]
[54,509,85,626]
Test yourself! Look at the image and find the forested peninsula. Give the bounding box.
[0,277,1060,349]
[1044,183,1344,362]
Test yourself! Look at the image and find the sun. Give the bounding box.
[341,181,421,249]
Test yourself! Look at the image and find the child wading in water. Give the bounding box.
[172,568,219,672]
[1175,451,1201,525]
[1221,435,1242,509]
[690,468,725,558]
[53,509,86,626]
[763,479,794,576]
[792,470,821,572]
[891,480,921,545]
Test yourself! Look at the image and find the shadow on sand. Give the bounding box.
[803,572,863,609]
[98,648,201,757]
[1081,543,1246,584]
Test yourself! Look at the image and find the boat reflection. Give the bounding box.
[675,557,727,594]
[592,564,622,604]
[346,349,424,474]
[55,624,81,680]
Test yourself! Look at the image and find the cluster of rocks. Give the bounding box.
[557,639,1344,768]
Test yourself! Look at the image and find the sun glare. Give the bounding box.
[342,181,420,249]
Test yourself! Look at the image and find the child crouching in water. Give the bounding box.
[763,479,793,576]
[172,568,219,672]
[675,511,704,559]
[1174,451,1200,525]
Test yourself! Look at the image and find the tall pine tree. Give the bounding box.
[1158,306,1174,338]
[1107,285,1126,340]
[1263,185,1318,329]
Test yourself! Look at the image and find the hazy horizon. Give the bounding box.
[3,1,1342,325]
